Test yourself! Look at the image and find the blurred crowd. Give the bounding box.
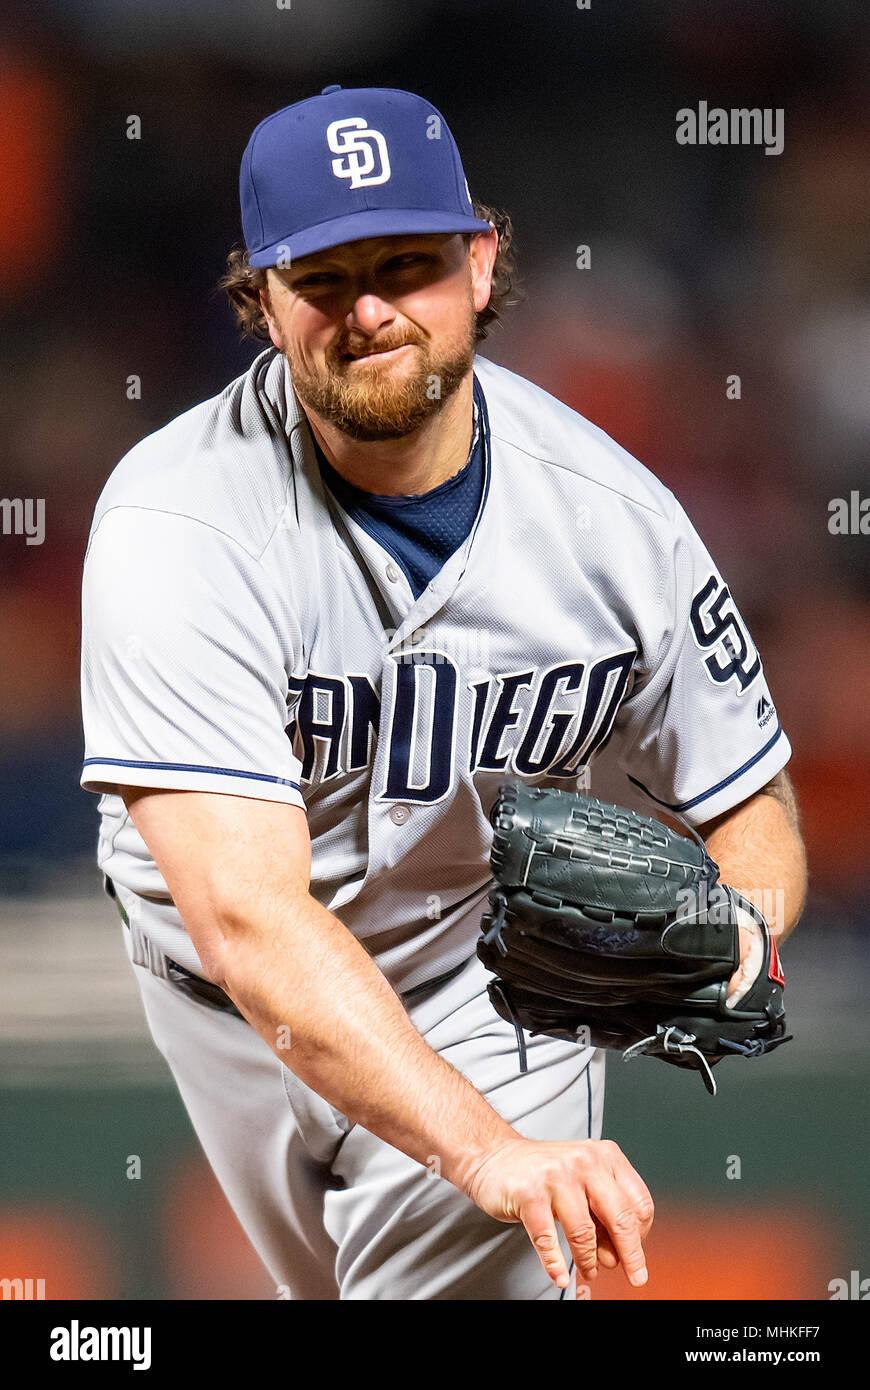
[1,0,867,908]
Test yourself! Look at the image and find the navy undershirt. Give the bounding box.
[314,379,486,600]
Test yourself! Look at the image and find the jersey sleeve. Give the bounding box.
[81,507,305,807]
[613,500,791,826]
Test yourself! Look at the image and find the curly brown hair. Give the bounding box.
[217,201,519,346]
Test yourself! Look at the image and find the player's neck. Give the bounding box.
[301,374,475,497]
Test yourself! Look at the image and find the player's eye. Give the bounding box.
[292,272,343,290]
[381,253,432,271]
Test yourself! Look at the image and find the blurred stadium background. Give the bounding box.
[1,0,868,1299]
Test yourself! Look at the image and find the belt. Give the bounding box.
[105,876,472,1019]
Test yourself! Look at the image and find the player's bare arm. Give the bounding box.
[122,784,654,1293]
[692,768,807,1001]
[702,768,806,932]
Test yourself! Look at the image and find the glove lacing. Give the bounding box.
[481,891,532,1072]
[622,1025,719,1096]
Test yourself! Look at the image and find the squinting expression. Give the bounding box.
[260,230,496,441]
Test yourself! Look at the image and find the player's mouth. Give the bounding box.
[342,343,417,364]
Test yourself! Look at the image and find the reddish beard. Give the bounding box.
[285,312,476,442]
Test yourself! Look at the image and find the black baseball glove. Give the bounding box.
[477,783,791,1094]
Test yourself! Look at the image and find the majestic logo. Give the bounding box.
[756,695,775,729]
[327,118,391,188]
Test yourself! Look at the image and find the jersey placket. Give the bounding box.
[322,418,492,885]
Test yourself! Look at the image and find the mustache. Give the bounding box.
[331,332,424,362]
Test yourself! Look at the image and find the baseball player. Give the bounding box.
[80,86,807,1300]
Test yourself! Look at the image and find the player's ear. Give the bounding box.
[469,224,498,314]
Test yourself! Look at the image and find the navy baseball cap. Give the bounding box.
[240,85,493,267]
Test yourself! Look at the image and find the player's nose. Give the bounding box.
[345,292,396,337]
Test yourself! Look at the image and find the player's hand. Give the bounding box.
[464,1136,654,1296]
[726,908,765,1008]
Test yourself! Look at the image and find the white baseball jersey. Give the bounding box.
[81,348,791,993]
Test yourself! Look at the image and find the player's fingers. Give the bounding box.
[518,1195,571,1291]
[605,1146,656,1238]
[592,1216,619,1268]
[586,1176,653,1287]
[551,1187,601,1284]
[727,918,764,1008]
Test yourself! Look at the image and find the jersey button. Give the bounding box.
[385,562,400,583]
[389,804,410,825]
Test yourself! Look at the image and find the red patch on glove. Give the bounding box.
[768,933,785,988]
